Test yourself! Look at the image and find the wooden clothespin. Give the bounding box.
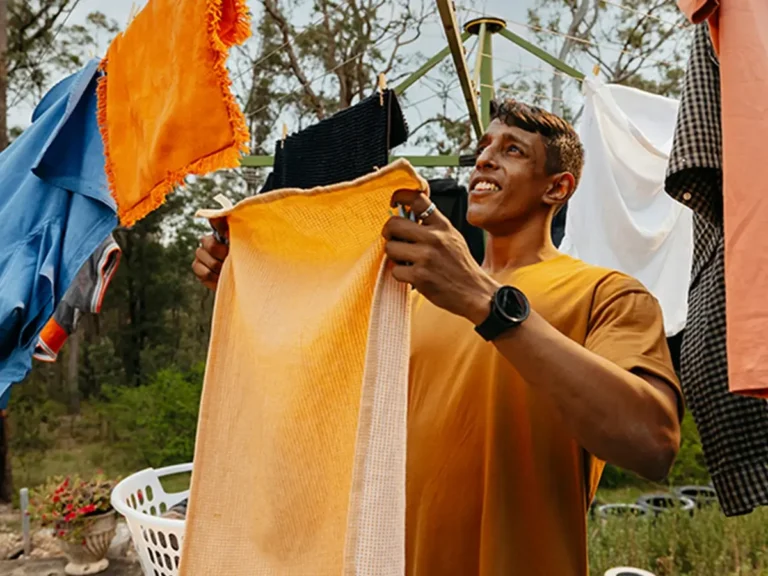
[592,64,601,77]
[377,73,387,106]
[127,2,140,27]
[281,123,288,148]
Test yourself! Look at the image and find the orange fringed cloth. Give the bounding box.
[97,0,251,227]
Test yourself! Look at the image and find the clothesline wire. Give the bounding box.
[464,7,683,69]
[9,0,84,109]
[492,57,585,83]
[250,28,404,120]
[598,0,688,30]
[481,83,569,105]
[229,13,328,88]
[404,58,530,114]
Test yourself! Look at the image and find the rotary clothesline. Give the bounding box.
[464,7,684,70]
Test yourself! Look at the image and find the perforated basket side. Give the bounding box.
[112,464,192,576]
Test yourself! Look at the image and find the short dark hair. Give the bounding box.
[489,99,584,189]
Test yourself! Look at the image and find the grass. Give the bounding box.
[9,408,768,576]
[588,505,768,575]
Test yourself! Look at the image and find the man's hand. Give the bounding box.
[192,218,229,291]
[382,189,498,324]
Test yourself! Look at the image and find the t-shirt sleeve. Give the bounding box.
[584,273,684,419]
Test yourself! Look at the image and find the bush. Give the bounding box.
[666,412,709,486]
[101,364,204,469]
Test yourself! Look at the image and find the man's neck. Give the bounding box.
[481,215,560,274]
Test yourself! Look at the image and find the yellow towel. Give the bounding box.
[180,160,427,575]
[97,0,251,227]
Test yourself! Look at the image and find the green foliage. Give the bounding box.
[100,365,204,469]
[667,412,710,486]
[9,378,65,455]
[7,2,120,112]
[589,505,768,575]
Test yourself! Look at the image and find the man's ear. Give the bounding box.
[542,173,576,208]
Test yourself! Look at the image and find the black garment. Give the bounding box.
[551,202,567,248]
[428,178,484,265]
[666,330,683,375]
[260,90,408,193]
[665,24,768,517]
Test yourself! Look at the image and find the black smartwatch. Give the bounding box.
[474,285,530,341]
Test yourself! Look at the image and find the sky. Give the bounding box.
[10,0,568,145]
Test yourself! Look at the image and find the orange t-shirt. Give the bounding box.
[406,254,681,576]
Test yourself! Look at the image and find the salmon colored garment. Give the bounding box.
[97,0,250,227]
[407,255,681,576]
[678,0,768,398]
[677,0,720,52]
[180,161,427,576]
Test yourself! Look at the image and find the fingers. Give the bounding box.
[201,234,229,262]
[193,233,229,291]
[195,245,224,275]
[390,263,418,285]
[382,217,432,243]
[390,189,446,227]
[384,240,432,266]
[192,258,219,291]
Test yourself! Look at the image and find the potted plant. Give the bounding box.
[31,472,119,575]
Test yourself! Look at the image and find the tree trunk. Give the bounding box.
[67,329,81,415]
[551,0,591,117]
[0,0,12,505]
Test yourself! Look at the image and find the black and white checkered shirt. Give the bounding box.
[665,24,768,517]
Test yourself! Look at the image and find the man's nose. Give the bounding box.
[475,146,498,171]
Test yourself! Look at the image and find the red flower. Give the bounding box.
[65,504,73,511]
[64,512,76,522]
[55,478,70,495]
[52,495,60,503]
[41,514,47,522]
[58,530,66,537]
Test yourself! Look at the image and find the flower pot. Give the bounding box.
[57,510,118,575]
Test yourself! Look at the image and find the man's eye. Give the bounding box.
[507,145,520,154]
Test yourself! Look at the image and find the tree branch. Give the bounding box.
[261,0,326,119]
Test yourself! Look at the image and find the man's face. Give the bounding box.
[466,119,555,234]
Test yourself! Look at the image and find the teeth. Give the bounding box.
[474,181,500,191]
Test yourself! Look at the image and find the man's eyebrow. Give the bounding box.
[502,132,529,151]
[476,134,491,148]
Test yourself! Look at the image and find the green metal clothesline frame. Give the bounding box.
[240,2,585,170]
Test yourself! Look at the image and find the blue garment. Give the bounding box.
[0,59,117,406]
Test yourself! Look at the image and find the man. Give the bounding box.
[192,100,682,575]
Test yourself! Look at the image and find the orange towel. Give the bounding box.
[97,0,251,227]
[180,160,426,575]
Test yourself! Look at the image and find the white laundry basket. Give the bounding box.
[111,463,191,576]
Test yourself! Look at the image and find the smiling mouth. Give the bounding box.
[471,181,501,193]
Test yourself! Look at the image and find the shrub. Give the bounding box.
[101,364,204,469]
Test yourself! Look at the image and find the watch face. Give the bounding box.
[496,286,528,322]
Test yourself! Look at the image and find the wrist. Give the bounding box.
[463,278,500,326]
